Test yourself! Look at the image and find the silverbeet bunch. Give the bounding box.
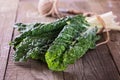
[10,15,100,71]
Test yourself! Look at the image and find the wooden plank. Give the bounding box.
[0,0,19,80]
[4,0,63,80]
[64,45,120,80]
[98,0,120,72]
[63,0,120,80]
[4,0,120,80]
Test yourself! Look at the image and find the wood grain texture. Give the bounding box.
[0,0,19,80]
[4,0,63,80]
[64,45,120,80]
[3,0,120,80]
[98,0,120,72]
[89,0,120,72]
[63,0,120,80]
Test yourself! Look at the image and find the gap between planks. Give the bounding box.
[97,0,120,74]
[3,0,20,79]
[63,0,120,80]
[4,0,120,80]
[0,0,19,80]
[4,0,64,80]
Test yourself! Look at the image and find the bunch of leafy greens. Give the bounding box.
[10,15,100,71]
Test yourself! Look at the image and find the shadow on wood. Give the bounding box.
[14,60,64,80]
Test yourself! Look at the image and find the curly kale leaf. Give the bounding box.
[14,23,44,33]
[11,15,85,62]
[14,37,50,62]
[45,15,100,71]
[10,15,100,71]
[13,26,62,62]
[10,23,44,50]
[11,17,72,48]
[11,16,71,62]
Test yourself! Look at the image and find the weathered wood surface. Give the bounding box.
[0,0,19,80]
[0,0,119,80]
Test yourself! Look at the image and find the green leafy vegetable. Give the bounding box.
[14,23,44,33]
[11,17,72,48]
[45,15,100,71]
[11,16,73,61]
[13,28,62,62]
[10,14,100,71]
[11,15,86,62]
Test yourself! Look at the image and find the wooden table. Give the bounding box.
[0,0,120,80]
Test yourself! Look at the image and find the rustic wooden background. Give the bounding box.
[0,0,120,80]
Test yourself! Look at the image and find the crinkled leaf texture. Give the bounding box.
[45,15,100,71]
[10,15,100,71]
[10,16,73,62]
